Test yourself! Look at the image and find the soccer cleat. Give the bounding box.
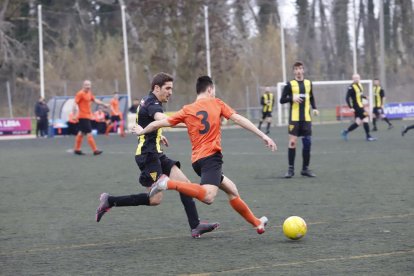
[301,169,316,177]
[74,150,85,155]
[149,174,169,197]
[191,222,220,238]
[341,130,348,141]
[93,150,103,155]
[284,169,294,178]
[256,216,268,234]
[265,130,270,134]
[401,126,407,136]
[388,124,393,130]
[372,127,378,132]
[96,193,112,222]
[366,136,377,142]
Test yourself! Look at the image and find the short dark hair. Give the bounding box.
[293,61,304,69]
[151,72,174,91]
[196,76,214,94]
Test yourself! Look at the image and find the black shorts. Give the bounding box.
[354,108,368,120]
[192,152,224,186]
[262,111,272,120]
[110,115,121,123]
[78,118,92,134]
[288,121,312,137]
[135,153,180,187]
[373,107,383,116]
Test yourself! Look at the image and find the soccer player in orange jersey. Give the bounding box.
[73,80,109,155]
[134,76,277,235]
[105,92,125,137]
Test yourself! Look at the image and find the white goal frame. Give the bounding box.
[276,80,373,126]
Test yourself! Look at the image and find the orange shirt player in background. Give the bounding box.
[73,80,109,155]
[105,92,125,137]
[134,76,277,235]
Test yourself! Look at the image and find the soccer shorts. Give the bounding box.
[288,121,312,137]
[192,152,224,186]
[262,111,272,120]
[354,108,368,120]
[78,118,92,134]
[110,115,121,123]
[373,107,383,116]
[135,153,180,187]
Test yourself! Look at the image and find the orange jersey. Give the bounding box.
[110,98,120,116]
[168,97,235,163]
[75,90,95,119]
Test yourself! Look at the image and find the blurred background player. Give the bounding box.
[280,61,319,178]
[67,108,79,135]
[73,80,109,155]
[372,78,393,131]
[93,106,107,134]
[136,75,276,235]
[401,124,414,136]
[341,74,377,142]
[258,87,274,134]
[96,72,219,238]
[128,98,140,114]
[105,92,125,137]
[34,97,49,137]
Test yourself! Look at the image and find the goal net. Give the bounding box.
[275,80,373,126]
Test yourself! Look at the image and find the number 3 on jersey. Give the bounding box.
[196,110,210,134]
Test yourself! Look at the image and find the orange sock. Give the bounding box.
[167,180,206,201]
[74,134,83,151]
[229,197,261,227]
[119,124,125,136]
[87,135,98,152]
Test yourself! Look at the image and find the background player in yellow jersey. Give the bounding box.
[341,74,377,142]
[258,88,274,134]
[372,78,393,131]
[280,61,319,178]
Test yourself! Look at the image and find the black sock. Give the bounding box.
[406,125,414,132]
[266,122,270,132]
[179,193,200,230]
[383,118,391,125]
[302,149,310,170]
[372,118,377,128]
[258,121,262,130]
[363,122,370,137]
[109,193,150,207]
[288,148,296,168]
[348,123,359,132]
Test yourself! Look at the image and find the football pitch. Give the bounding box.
[1,122,413,275]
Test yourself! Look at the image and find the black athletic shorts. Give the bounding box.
[78,118,92,134]
[262,111,272,120]
[192,152,224,186]
[373,107,383,116]
[135,153,179,187]
[288,121,312,137]
[354,108,368,120]
[110,115,121,122]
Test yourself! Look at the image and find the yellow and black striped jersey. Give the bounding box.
[373,85,385,108]
[261,92,274,112]
[135,92,163,155]
[346,83,365,109]
[280,79,316,122]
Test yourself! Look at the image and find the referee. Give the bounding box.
[280,61,319,178]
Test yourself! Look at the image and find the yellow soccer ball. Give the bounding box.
[283,216,307,240]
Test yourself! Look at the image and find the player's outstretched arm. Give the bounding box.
[133,118,172,136]
[229,113,277,151]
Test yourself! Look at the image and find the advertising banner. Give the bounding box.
[383,102,414,119]
[0,117,32,135]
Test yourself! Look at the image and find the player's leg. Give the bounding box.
[74,119,87,154]
[372,109,378,131]
[265,115,272,134]
[380,110,393,128]
[220,176,267,234]
[258,112,265,130]
[362,116,376,141]
[285,124,298,178]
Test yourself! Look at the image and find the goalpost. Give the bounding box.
[275,80,373,126]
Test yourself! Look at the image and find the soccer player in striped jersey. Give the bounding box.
[372,78,393,131]
[341,74,377,142]
[280,61,319,178]
[258,88,274,134]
